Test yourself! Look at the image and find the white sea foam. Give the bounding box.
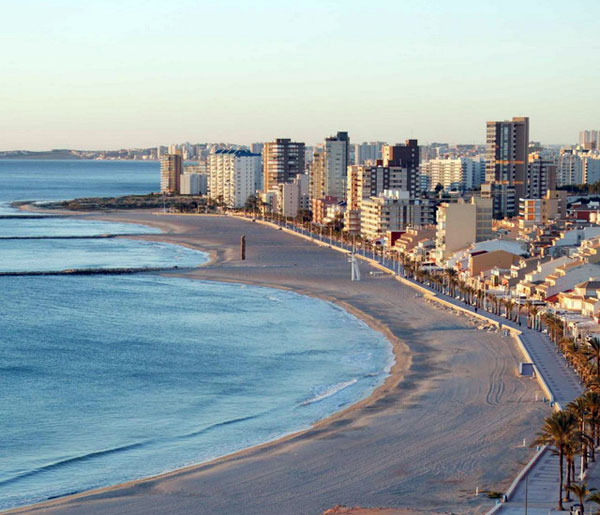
[300,378,358,406]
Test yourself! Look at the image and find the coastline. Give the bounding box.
[5,208,407,512]
[6,209,550,514]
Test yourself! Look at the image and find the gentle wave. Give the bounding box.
[0,441,149,487]
[300,378,358,406]
[175,414,262,441]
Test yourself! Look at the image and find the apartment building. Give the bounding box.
[263,138,305,192]
[207,149,261,208]
[434,197,493,262]
[485,116,529,217]
[421,157,485,192]
[360,190,429,241]
[160,153,183,194]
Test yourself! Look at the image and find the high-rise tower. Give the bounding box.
[160,152,183,194]
[484,116,529,217]
[263,139,305,192]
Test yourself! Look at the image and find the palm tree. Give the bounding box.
[587,491,600,512]
[505,299,516,321]
[530,305,539,330]
[584,390,600,457]
[444,268,457,296]
[567,482,595,513]
[533,410,578,509]
[569,396,591,472]
[585,337,600,379]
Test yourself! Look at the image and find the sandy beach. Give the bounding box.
[8,211,550,514]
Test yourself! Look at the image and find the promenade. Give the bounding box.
[262,218,589,513]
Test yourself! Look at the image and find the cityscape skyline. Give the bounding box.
[2,0,599,150]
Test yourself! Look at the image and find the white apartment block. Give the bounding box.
[325,137,349,199]
[345,165,412,234]
[208,149,261,208]
[360,190,427,241]
[180,172,208,195]
[421,157,484,192]
[557,149,600,186]
[274,175,310,218]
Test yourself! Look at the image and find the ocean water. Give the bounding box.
[0,161,393,510]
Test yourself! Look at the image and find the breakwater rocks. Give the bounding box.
[0,215,64,219]
[0,235,119,240]
[0,266,181,276]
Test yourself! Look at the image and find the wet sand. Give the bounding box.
[9,211,550,514]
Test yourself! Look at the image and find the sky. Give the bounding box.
[1,0,599,150]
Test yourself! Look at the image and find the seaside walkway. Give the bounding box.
[246,218,587,514]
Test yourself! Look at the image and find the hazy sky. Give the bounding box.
[1,0,599,150]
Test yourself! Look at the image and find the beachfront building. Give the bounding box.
[263,138,305,192]
[392,226,436,261]
[207,149,261,208]
[434,197,493,263]
[312,196,340,225]
[272,174,310,218]
[310,132,351,202]
[381,139,420,197]
[160,153,183,194]
[180,172,208,195]
[360,190,429,241]
[344,164,410,234]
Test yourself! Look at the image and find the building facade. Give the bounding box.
[324,131,350,199]
[160,153,183,194]
[434,197,493,262]
[421,157,485,192]
[208,149,261,208]
[180,172,208,195]
[485,116,529,217]
[527,152,556,198]
[360,190,430,241]
[381,139,420,197]
[344,164,416,234]
[579,130,599,151]
[309,132,350,203]
[263,138,305,192]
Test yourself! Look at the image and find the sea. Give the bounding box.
[0,160,393,510]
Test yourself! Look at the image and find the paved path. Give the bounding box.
[252,219,588,513]
[281,222,587,513]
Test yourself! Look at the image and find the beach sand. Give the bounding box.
[9,212,550,515]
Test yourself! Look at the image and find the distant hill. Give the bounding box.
[0,149,158,160]
[0,149,83,159]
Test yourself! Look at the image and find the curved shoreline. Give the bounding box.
[6,208,548,514]
[4,208,408,514]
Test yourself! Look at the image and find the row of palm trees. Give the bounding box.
[535,390,600,511]
[397,254,542,326]
[259,216,600,510]
[393,253,600,510]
